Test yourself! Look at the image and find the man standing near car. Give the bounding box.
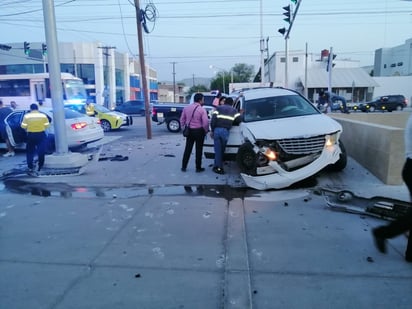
[180,93,209,172]
[0,99,15,157]
[210,97,241,174]
[21,103,50,175]
[85,101,95,116]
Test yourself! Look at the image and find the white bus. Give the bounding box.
[0,73,88,109]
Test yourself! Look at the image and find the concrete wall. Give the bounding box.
[331,112,411,185]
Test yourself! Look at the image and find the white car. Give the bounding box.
[3,107,104,152]
[204,87,347,190]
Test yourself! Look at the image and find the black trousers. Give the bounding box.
[375,158,412,257]
[182,128,205,170]
[26,131,47,170]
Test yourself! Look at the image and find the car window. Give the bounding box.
[63,108,87,119]
[94,104,110,113]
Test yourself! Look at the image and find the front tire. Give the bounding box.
[328,140,347,171]
[167,118,181,133]
[236,142,257,175]
[100,120,112,132]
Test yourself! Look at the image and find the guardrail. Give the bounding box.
[331,112,411,185]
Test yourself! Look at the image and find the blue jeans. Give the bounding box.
[213,127,229,169]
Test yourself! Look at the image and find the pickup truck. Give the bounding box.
[151,92,226,132]
[151,102,189,133]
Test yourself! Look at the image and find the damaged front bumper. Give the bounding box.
[241,144,341,190]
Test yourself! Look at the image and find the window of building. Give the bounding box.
[384,64,387,68]
[390,63,396,68]
[115,69,124,87]
[0,79,30,96]
[397,62,403,66]
[292,57,299,62]
[280,57,285,63]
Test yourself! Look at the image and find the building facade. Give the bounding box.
[0,42,158,108]
[264,49,376,103]
[374,38,412,77]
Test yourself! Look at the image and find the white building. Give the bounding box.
[0,42,158,108]
[374,38,412,77]
[264,49,377,103]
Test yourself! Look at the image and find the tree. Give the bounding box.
[231,63,254,82]
[186,84,209,101]
[209,63,255,93]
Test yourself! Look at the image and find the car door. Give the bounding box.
[5,111,27,146]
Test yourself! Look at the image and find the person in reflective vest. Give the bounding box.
[86,101,95,116]
[21,103,50,174]
[210,97,241,174]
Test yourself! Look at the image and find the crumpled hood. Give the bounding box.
[241,114,342,140]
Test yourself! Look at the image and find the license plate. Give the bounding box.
[158,113,164,117]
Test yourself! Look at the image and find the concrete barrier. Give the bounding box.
[330,112,411,185]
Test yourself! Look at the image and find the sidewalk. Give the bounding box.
[0,133,411,309]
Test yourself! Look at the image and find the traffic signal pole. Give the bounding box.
[327,46,333,94]
[279,0,303,89]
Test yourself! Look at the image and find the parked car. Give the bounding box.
[358,95,408,112]
[114,100,145,116]
[65,103,133,132]
[2,107,104,153]
[203,87,347,190]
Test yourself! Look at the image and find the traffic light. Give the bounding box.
[42,43,47,55]
[278,27,287,36]
[326,53,337,72]
[24,41,30,55]
[283,5,291,23]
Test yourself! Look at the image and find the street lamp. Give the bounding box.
[209,65,226,93]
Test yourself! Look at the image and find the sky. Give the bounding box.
[1,0,412,82]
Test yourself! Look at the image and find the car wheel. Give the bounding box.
[167,118,181,133]
[100,120,112,132]
[328,140,347,172]
[396,105,403,111]
[236,142,257,175]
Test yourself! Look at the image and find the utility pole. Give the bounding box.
[134,0,152,139]
[172,62,176,103]
[259,0,265,85]
[98,46,116,108]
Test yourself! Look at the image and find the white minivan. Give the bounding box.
[204,87,347,190]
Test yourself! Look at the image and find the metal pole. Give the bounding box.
[284,38,288,88]
[222,72,225,94]
[304,42,308,98]
[172,62,176,103]
[260,0,265,85]
[42,0,68,154]
[328,46,333,94]
[134,0,152,139]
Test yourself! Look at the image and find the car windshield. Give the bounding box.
[94,104,110,113]
[243,94,319,122]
